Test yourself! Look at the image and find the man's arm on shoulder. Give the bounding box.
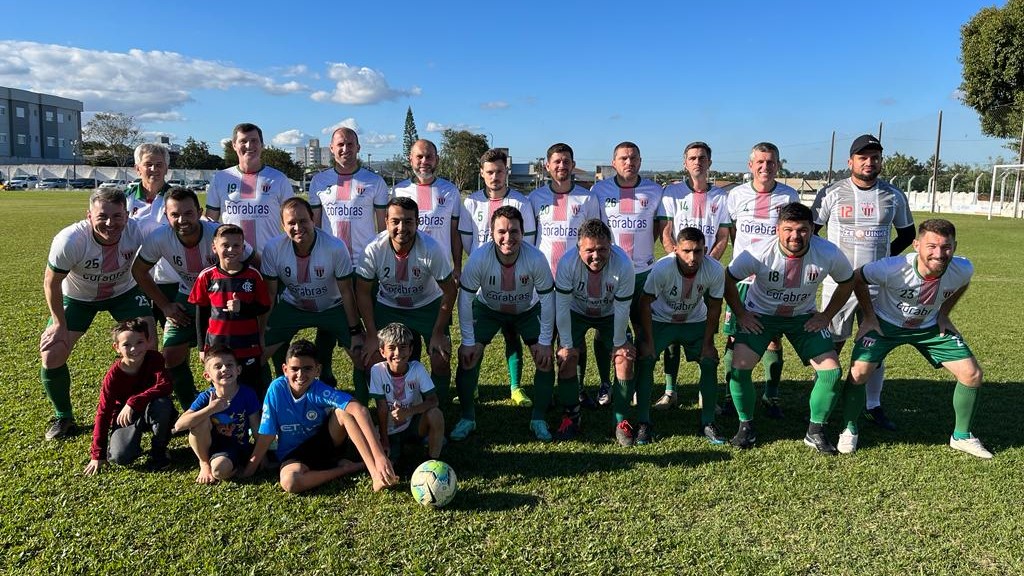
[890,225,915,256]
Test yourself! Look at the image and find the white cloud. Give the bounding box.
[951,89,967,102]
[321,118,361,135]
[481,101,509,110]
[272,129,309,146]
[0,41,307,119]
[315,62,420,105]
[362,133,397,148]
[425,121,479,133]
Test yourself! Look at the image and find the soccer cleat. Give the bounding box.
[635,422,653,445]
[596,381,613,406]
[864,406,897,431]
[803,431,839,455]
[615,420,635,447]
[730,422,756,449]
[450,418,477,441]
[949,435,993,459]
[838,428,859,454]
[554,415,581,441]
[511,387,533,407]
[578,391,598,410]
[701,423,727,445]
[653,391,679,410]
[529,419,552,442]
[761,395,784,419]
[44,417,75,441]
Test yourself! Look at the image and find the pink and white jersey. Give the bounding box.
[812,178,913,270]
[206,165,293,251]
[357,231,452,310]
[261,230,353,312]
[391,177,461,261]
[368,360,434,435]
[138,220,254,296]
[458,189,537,253]
[554,245,635,348]
[727,182,800,267]
[48,219,146,301]
[643,254,725,324]
[728,236,853,317]
[861,254,973,329]
[528,184,601,276]
[592,177,664,273]
[309,167,389,261]
[458,242,554,347]
[126,184,180,284]
[660,181,731,252]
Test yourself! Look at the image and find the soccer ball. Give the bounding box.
[410,460,457,508]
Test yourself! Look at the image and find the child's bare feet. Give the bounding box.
[336,458,366,476]
[196,463,217,484]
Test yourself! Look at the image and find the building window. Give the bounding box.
[47,137,55,147]
[17,134,26,144]
[59,138,65,148]
[16,107,25,118]
[58,113,64,123]
[0,133,7,144]
[46,111,54,122]
[0,105,5,116]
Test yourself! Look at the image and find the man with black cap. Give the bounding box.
[811,134,915,442]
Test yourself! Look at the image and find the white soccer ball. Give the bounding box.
[410,459,457,507]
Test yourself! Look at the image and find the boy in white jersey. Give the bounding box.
[458,148,538,407]
[638,227,726,444]
[723,142,801,419]
[723,203,854,454]
[41,189,155,440]
[838,219,990,458]
[134,187,256,411]
[812,134,915,431]
[528,142,603,409]
[555,219,636,443]
[261,198,366,399]
[205,122,293,252]
[356,197,457,404]
[591,142,666,408]
[391,139,462,276]
[452,206,556,441]
[656,142,730,409]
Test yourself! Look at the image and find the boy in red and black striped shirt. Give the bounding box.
[189,224,272,397]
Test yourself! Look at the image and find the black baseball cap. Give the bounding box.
[850,134,883,156]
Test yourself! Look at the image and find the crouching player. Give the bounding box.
[838,219,991,458]
[637,227,726,444]
[174,345,261,483]
[83,319,176,475]
[241,340,398,493]
[723,203,854,454]
[370,323,445,465]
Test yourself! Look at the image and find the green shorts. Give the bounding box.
[471,300,542,346]
[54,287,152,333]
[722,282,750,337]
[162,292,198,348]
[851,319,975,368]
[375,297,444,346]
[735,313,834,365]
[567,310,613,350]
[652,320,707,362]
[265,301,352,349]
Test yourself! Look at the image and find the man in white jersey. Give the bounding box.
[638,227,726,444]
[205,122,294,252]
[356,197,457,404]
[723,203,853,454]
[812,134,915,431]
[391,139,462,277]
[529,142,603,409]
[261,198,366,400]
[591,142,666,408]
[453,205,556,441]
[838,219,990,458]
[555,219,636,442]
[134,187,256,411]
[40,189,154,440]
[458,148,538,407]
[723,142,800,419]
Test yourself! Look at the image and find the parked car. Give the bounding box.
[98,179,128,191]
[186,179,209,192]
[69,178,102,189]
[5,176,40,190]
[167,179,186,187]
[36,178,70,190]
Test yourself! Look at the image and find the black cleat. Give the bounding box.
[635,422,653,446]
[864,406,897,431]
[730,423,756,449]
[803,431,839,455]
[701,423,727,445]
[578,391,598,411]
[44,417,75,441]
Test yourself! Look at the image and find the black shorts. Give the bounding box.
[210,435,253,469]
[283,423,351,471]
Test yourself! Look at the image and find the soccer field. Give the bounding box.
[1,191,1021,575]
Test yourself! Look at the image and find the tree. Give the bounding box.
[261,147,303,181]
[437,129,489,191]
[960,0,1024,152]
[178,137,223,170]
[83,112,143,168]
[222,140,238,167]
[402,106,419,173]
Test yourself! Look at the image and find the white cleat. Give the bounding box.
[837,428,859,454]
[949,434,993,459]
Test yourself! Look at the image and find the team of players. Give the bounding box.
[39,125,993,464]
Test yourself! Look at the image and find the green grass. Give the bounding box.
[1,191,1022,575]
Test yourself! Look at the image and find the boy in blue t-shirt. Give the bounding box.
[241,339,398,493]
[174,345,261,483]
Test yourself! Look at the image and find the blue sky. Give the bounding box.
[1,1,1010,173]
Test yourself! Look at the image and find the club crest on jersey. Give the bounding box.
[520,274,530,285]
[121,251,134,261]
[806,268,821,282]
[356,185,365,196]
[571,204,581,216]
[242,280,254,293]
[606,282,615,294]
[412,267,421,279]
[306,410,318,421]
[639,198,648,208]
[262,183,271,193]
[437,196,445,206]
[860,336,876,347]
[860,202,876,216]
[943,289,955,299]
[315,266,325,278]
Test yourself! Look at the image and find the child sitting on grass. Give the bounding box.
[174,345,261,484]
[83,319,176,475]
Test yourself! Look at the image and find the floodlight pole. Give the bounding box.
[826,131,835,185]
[930,110,942,213]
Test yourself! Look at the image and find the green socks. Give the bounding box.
[663,344,681,392]
[698,357,719,425]
[808,368,842,424]
[594,338,613,385]
[168,362,197,412]
[952,382,979,438]
[634,356,655,424]
[842,377,866,434]
[531,369,555,420]
[506,347,522,390]
[762,349,782,399]
[455,366,478,421]
[430,372,450,406]
[729,368,756,421]
[41,364,72,419]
